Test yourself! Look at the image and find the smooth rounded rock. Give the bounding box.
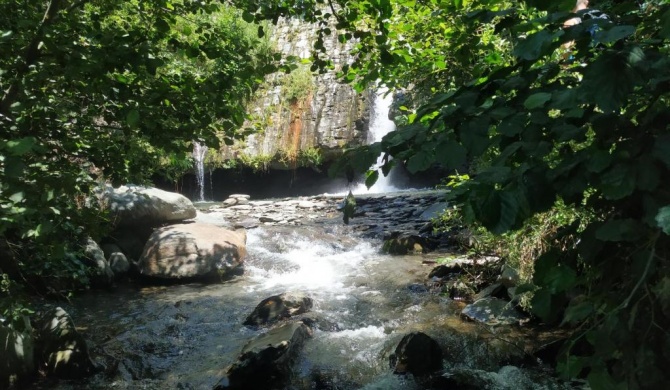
[138,223,246,280]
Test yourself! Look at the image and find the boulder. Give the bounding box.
[0,317,35,387]
[101,243,130,277]
[83,238,114,287]
[36,307,97,379]
[461,297,526,326]
[214,321,312,390]
[244,292,313,327]
[103,185,196,226]
[138,223,246,280]
[389,332,443,377]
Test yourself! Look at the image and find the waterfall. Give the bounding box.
[352,89,399,194]
[192,141,208,201]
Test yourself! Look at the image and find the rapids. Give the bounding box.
[37,196,568,390]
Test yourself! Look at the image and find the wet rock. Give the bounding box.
[0,316,35,387]
[102,243,130,277]
[103,185,196,226]
[222,198,237,207]
[233,218,260,229]
[473,282,507,301]
[498,264,520,288]
[382,234,435,255]
[432,366,568,390]
[447,280,476,301]
[138,223,246,281]
[390,332,443,377]
[109,252,130,276]
[83,238,114,287]
[428,263,464,279]
[461,297,526,326]
[419,202,448,221]
[214,321,312,390]
[260,216,281,223]
[244,291,313,327]
[407,283,428,294]
[36,307,97,379]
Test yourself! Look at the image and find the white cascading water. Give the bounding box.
[192,141,208,201]
[352,89,399,194]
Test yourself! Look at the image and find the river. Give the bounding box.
[38,192,568,390]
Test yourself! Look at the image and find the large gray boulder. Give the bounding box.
[104,185,196,226]
[138,223,246,280]
[36,307,97,379]
[214,321,312,390]
[0,317,35,387]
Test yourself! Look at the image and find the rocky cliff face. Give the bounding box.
[220,17,371,169]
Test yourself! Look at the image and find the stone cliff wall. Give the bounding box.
[218,17,371,169]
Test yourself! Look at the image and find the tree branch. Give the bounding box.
[0,0,67,117]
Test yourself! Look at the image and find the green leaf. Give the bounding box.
[155,18,171,33]
[652,135,670,168]
[660,9,670,39]
[557,355,586,380]
[406,149,434,173]
[524,92,552,110]
[9,192,24,203]
[599,163,635,200]
[365,170,379,189]
[513,30,554,61]
[586,149,612,173]
[126,109,140,128]
[242,11,254,23]
[497,114,526,137]
[5,137,36,156]
[582,51,639,113]
[562,301,594,325]
[656,206,670,235]
[595,219,641,242]
[594,25,636,44]
[434,140,466,169]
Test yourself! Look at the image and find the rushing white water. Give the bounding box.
[192,141,208,201]
[49,213,566,390]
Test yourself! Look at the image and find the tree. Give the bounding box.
[250,0,670,388]
[0,0,275,299]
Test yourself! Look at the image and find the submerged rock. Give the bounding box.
[244,291,313,327]
[461,297,526,326]
[36,307,97,379]
[390,332,443,377]
[214,321,312,390]
[138,223,246,280]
